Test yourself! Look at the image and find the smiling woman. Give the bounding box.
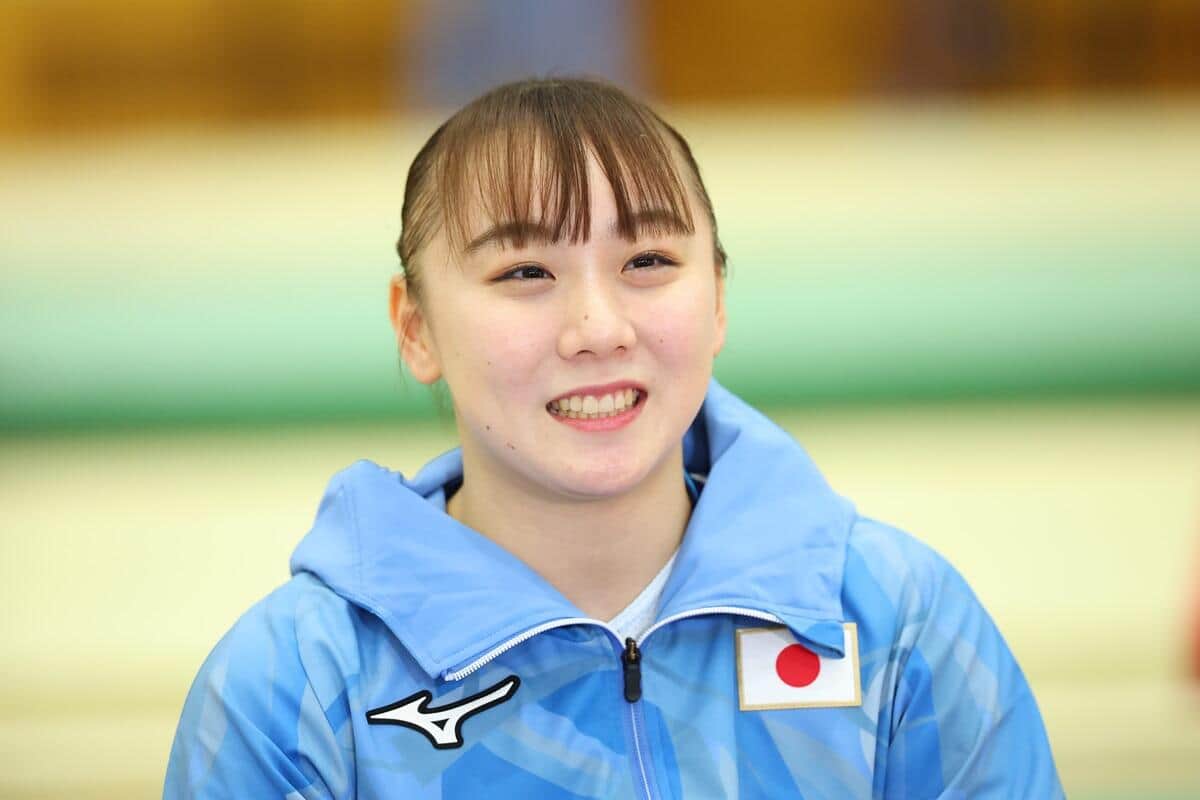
[164,78,1064,799]
[390,91,727,598]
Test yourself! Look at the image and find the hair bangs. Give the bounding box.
[434,81,697,257]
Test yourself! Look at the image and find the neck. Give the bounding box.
[447,445,691,621]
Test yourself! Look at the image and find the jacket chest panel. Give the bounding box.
[352,617,888,799]
[354,631,640,799]
[639,619,882,799]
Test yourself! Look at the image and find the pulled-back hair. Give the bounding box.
[396,77,727,301]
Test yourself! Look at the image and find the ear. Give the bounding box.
[389,275,442,384]
[712,268,727,358]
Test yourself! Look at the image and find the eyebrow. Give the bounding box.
[463,208,691,255]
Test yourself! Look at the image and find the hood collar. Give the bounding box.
[290,379,855,679]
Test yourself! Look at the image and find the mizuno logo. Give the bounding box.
[365,675,520,750]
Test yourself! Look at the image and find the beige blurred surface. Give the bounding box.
[2,399,1199,797]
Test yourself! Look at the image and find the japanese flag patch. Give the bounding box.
[735,623,861,711]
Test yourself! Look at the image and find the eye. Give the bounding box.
[624,252,677,271]
[496,264,553,282]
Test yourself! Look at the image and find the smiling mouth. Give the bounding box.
[546,388,645,420]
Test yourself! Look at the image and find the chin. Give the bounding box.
[543,455,653,500]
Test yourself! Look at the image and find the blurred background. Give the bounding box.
[2,0,1199,796]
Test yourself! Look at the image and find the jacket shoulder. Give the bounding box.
[199,573,367,726]
[843,515,964,617]
[842,514,1001,670]
[164,574,362,798]
[842,516,1064,797]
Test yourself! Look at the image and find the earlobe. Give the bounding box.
[389,275,442,384]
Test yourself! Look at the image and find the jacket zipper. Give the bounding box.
[442,607,787,800]
[622,637,643,702]
[619,636,655,800]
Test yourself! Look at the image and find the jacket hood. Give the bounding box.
[290,379,856,680]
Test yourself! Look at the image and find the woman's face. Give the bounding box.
[392,151,726,501]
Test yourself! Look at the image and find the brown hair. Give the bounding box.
[396,77,727,303]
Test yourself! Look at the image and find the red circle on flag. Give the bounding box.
[775,643,820,687]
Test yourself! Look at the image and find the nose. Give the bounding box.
[556,279,636,360]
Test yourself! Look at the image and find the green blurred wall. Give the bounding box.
[3,104,1198,431]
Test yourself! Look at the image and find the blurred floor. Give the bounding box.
[2,398,1198,797]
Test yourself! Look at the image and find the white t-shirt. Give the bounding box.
[606,550,677,642]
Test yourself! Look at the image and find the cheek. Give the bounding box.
[639,284,719,365]
[441,298,555,388]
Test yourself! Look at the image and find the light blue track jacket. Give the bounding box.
[165,380,1063,798]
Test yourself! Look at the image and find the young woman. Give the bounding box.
[165,79,1062,798]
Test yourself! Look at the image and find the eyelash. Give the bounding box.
[495,252,678,282]
[625,251,678,271]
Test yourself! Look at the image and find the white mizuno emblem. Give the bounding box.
[365,675,520,749]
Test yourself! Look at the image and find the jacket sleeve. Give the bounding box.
[163,588,353,799]
[884,552,1064,799]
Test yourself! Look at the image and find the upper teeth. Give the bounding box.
[550,389,640,419]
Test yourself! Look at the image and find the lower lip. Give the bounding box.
[547,394,646,432]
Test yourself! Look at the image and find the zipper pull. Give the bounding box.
[622,637,642,702]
